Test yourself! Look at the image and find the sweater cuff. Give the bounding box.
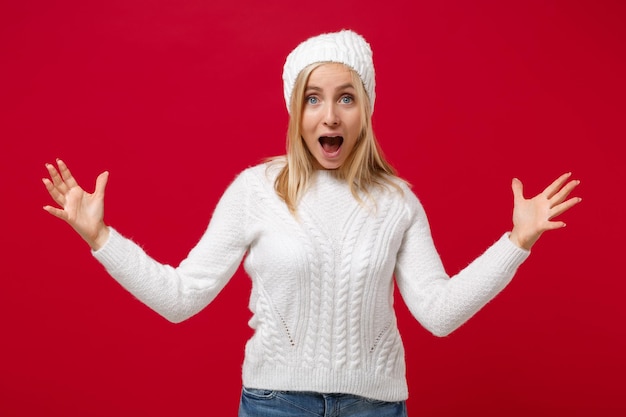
[489,232,531,273]
[91,227,132,273]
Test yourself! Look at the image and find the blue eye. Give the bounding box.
[306,96,319,105]
[340,96,354,104]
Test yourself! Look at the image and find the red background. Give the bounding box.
[1,0,624,415]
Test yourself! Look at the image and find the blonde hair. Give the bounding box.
[272,62,402,214]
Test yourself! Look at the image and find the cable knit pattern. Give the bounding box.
[92,162,530,402]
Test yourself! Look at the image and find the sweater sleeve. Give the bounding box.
[92,170,252,323]
[394,191,530,337]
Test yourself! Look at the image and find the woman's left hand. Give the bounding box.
[509,172,582,250]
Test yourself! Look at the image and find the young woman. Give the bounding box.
[42,30,581,417]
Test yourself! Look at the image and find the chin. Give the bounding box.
[316,159,343,170]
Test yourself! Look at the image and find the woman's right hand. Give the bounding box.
[42,159,110,250]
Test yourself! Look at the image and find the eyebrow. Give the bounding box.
[305,83,356,93]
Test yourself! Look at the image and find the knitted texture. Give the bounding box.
[93,162,529,401]
[282,30,376,114]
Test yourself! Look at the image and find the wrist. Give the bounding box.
[509,229,534,251]
[87,224,110,251]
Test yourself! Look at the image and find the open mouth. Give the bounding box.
[319,136,343,154]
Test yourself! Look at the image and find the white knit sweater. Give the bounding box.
[93,162,529,401]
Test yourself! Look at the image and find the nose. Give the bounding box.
[323,102,340,126]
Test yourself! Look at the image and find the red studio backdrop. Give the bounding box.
[1,0,624,416]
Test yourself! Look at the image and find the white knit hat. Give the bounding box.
[282,30,376,114]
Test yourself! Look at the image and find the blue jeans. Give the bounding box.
[238,387,408,417]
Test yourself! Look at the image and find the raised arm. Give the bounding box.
[509,172,582,250]
[395,172,582,336]
[42,160,255,322]
[42,159,110,250]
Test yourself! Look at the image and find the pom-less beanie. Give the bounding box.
[282,30,376,115]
